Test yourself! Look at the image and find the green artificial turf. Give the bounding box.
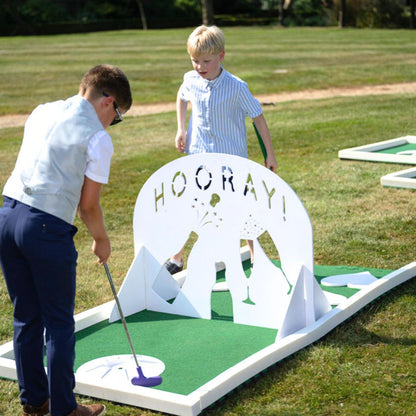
[73,262,392,396]
[376,143,416,155]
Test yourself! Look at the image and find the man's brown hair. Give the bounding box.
[79,64,132,111]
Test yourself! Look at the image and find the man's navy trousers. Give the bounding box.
[0,196,79,416]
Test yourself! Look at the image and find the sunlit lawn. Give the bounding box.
[1,27,416,114]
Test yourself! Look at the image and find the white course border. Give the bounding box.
[381,166,416,189]
[0,262,415,416]
[338,136,416,164]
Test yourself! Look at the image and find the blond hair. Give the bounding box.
[187,25,225,57]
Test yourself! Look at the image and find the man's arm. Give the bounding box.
[78,176,110,265]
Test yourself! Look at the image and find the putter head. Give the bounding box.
[131,366,163,387]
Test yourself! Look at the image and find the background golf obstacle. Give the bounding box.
[339,135,416,189]
[380,166,416,189]
[338,135,416,165]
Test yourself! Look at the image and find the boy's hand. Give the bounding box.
[175,131,186,153]
[265,154,278,172]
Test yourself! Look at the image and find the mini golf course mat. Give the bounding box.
[73,262,390,391]
[1,261,415,416]
[338,136,416,165]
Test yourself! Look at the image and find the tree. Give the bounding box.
[339,0,346,27]
[136,0,148,30]
[201,0,214,25]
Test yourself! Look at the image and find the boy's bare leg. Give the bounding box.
[166,246,186,274]
[171,245,185,263]
[247,239,254,265]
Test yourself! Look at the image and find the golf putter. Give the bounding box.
[253,122,268,163]
[104,263,162,387]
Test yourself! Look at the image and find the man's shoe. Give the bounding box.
[22,399,50,416]
[165,260,183,274]
[67,404,106,416]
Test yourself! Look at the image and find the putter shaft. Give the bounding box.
[104,263,140,368]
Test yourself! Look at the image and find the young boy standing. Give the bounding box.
[166,25,278,274]
[0,65,132,416]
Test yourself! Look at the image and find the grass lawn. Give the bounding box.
[1,26,416,115]
[0,27,416,415]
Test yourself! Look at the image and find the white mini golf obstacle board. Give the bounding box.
[110,153,331,332]
[0,153,415,416]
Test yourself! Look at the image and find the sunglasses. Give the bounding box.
[103,92,123,125]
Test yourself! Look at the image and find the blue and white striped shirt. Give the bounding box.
[178,67,262,158]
